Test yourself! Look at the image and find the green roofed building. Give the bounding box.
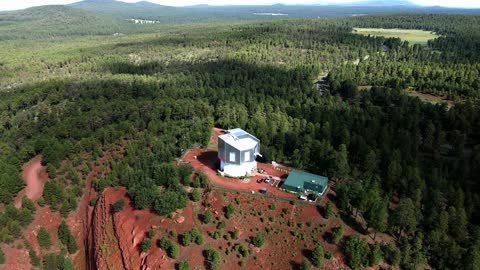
[282,170,329,195]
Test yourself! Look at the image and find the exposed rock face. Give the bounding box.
[89,187,171,270]
[90,189,125,270]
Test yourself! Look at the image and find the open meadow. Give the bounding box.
[352,27,439,45]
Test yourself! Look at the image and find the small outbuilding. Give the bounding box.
[282,170,328,196]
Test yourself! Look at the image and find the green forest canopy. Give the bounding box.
[0,11,479,269]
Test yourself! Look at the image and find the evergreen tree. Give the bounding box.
[0,248,5,264]
[324,201,334,219]
[58,220,78,254]
[203,209,213,224]
[311,243,325,267]
[390,198,418,237]
[299,258,311,270]
[37,227,51,249]
[204,248,221,270]
[365,199,388,240]
[344,235,369,270]
[335,144,350,178]
[178,261,190,270]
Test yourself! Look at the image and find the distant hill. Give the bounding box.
[0,5,123,40]
[1,0,479,40]
[69,0,480,21]
[70,0,179,19]
[332,0,417,7]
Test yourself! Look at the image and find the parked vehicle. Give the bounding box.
[265,176,273,183]
[260,188,268,194]
[299,195,308,201]
[257,178,263,183]
[257,168,265,173]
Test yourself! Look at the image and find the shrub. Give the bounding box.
[225,203,235,219]
[178,163,194,186]
[154,191,187,216]
[181,231,193,246]
[311,243,325,267]
[331,226,344,244]
[178,260,190,270]
[236,243,249,257]
[217,221,226,230]
[158,237,179,258]
[37,227,51,249]
[209,231,221,239]
[204,248,221,270]
[112,199,125,213]
[324,201,334,219]
[203,210,213,224]
[191,189,201,202]
[191,227,204,244]
[300,258,311,270]
[148,230,156,239]
[140,239,152,252]
[0,248,5,264]
[89,197,98,206]
[92,177,111,192]
[252,232,266,247]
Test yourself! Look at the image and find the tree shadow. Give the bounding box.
[339,211,367,235]
[301,248,312,260]
[316,204,324,217]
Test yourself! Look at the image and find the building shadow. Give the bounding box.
[196,150,220,172]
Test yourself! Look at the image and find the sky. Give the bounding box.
[0,0,479,11]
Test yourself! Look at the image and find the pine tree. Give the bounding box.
[335,144,350,178]
[324,201,334,219]
[365,200,388,240]
[58,220,78,254]
[37,227,51,249]
[311,243,325,267]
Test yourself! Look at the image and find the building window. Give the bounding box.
[244,152,251,162]
[229,152,236,162]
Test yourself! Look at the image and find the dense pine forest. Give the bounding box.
[0,4,480,269]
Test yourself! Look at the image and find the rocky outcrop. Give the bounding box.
[88,187,171,270]
[89,190,125,270]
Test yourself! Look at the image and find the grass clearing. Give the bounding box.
[352,28,439,45]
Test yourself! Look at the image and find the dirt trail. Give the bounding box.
[14,156,48,208]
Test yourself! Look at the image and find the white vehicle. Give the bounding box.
[265,176,273,183]
[299,195,308,201]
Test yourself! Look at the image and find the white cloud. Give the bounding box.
[0,0,478,11]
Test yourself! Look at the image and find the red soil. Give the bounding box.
[184,149,295,200]
[2,151,116,270]
[14,157,49,208]
[154,189,353,270]
[0,244,30,270]
[91,186,175,270]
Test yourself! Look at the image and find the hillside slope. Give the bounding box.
[0,5,123,40]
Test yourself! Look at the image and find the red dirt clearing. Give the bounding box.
[14,156,49,208]
[184,149,295,200]
[183,127,296,200]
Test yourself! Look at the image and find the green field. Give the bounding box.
[352,28,439,45]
